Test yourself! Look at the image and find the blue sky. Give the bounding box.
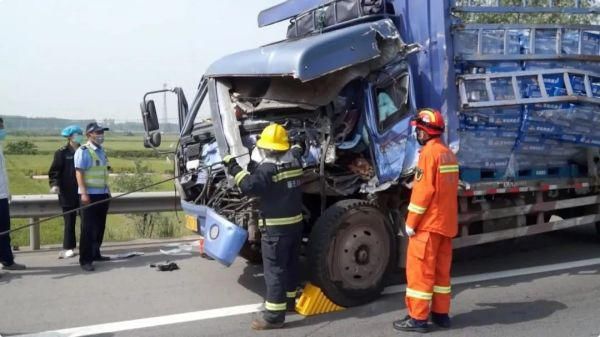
[0,0,285,121]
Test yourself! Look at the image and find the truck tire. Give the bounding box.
[239,242,262,264]
[307,199,395,307]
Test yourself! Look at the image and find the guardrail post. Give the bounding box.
[29,217,40,250]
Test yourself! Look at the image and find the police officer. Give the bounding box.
[393,108,459,333]
[223,123,304,330]
[49,125,84,259]
[0,117,26,272]
[74,122,111,272]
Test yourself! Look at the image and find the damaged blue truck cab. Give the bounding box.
[141,0,600,307]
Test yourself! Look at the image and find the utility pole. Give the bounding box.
[163,83,168,132]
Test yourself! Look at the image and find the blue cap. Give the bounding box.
[61,125,83,137]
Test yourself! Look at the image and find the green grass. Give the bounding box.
[4,135,190,247]
[11,134,180,153]
[10,212,191,249]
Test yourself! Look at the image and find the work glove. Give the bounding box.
[290,144,305,160]
[50,186,60,194]
[222,154,237,169]
[405,225,416,237]
[223,154,234,164]
[222,154,242,176]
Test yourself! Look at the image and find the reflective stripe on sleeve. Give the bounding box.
[234,170,250,185]
[406,288,433,300]
[439,164,459,173]
[265,301,287,311]
[272,169,303,182]
[408,203,427,215]
[433,285,452,294]
[264,214,303,226]
[286,291,297,298]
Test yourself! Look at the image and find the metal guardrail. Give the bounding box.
[8,192,181,250]
[451,0,600,14]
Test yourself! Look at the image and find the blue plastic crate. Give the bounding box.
[460,166,509,183]
[516,165,575,180]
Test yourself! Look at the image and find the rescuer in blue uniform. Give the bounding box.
[224,123,304,330]
[74,122,111,272]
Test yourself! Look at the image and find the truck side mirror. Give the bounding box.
[142,100,160,132]
[140,100,162,148]
[144,131,162,148]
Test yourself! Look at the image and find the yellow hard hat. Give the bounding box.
[256,123,290,151]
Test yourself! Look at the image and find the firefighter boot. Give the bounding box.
[287,297,297,312]
[393,315,430,333]
[250,317,284,330]
[431,312,451,328]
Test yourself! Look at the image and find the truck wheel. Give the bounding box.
[308,199,395,307]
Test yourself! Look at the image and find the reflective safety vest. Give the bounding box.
[84,147,108,189]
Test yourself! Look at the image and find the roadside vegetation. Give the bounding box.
[4,133,191,247]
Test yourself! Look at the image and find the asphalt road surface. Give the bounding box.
[1,225,599,337]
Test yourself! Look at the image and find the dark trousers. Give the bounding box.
[0,198,15,266]
[261,226,302,323]
[79,194,110,265]
[62,205,79,250]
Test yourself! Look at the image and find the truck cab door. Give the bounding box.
[364,63,417,183]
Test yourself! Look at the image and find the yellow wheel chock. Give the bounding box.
[295,283,345,316]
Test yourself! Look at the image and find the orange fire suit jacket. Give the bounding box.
[406,138,459,238]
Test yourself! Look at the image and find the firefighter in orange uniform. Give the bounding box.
[393,108,459,333]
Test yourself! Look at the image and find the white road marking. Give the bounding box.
[16,256,600,337]
[383,256,600,295]
[17,303,263,337]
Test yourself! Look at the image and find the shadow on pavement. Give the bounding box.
[452,300,567,328]
[0,245,200,283]
[284,262,597,331]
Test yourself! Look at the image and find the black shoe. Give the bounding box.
[2,262,26,270]
[431,312,451,328]
[250,317,284,330]
[80,264,95,272]
[94,255,111,262]
[287,300,296,313]
[393,316,429,333]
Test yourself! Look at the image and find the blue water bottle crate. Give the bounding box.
[203,208,248,267]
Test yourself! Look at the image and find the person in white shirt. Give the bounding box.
[0,117,26,271]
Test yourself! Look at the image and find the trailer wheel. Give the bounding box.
[308,199,395,307]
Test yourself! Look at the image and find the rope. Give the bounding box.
[0,153,247,237]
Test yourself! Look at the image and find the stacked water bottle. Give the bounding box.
[455,28,600,181]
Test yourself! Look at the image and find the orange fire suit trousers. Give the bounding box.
[405,230,452,320]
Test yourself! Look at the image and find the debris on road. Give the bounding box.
[150,261,179,271]
[113,252,145,259]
